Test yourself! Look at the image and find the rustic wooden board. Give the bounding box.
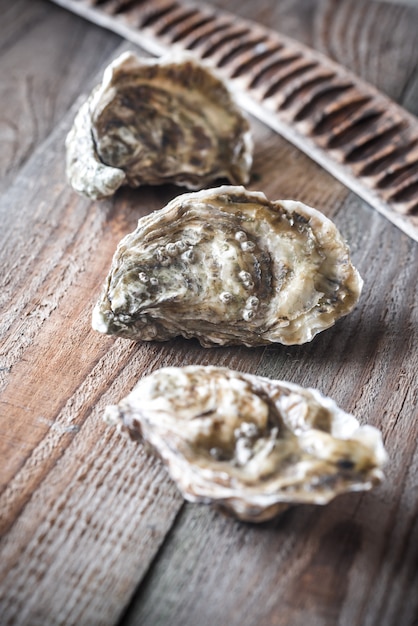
[121,199,418,626]
[0,1,417,626]
[49,0,418,241]
[0,0,121,193]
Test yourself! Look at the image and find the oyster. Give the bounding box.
[92,186,363,346]
[104,366,387,522]
[66,51,252,199]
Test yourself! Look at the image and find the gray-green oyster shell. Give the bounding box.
[92,186,363,347]
[66,51,252,199]
[104,365,387,522]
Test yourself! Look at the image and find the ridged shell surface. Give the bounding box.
[92,186,363,347]
[66,51,252,199]
[105,366,387,522]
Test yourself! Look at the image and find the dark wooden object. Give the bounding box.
[0,1,417,625]
[50,0,418,241]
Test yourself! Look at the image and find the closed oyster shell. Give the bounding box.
[66,52,252,199]
[105,366,387,522]
[92,186,363,346]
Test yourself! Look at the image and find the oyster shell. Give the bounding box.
[92,186,363,346]
[104,366,387,522]
[66,52,252,199]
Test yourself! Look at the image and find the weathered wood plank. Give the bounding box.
[119,199,418,626]
[0,0,121,191]
[0,1,417,626]
[0,49,266,624]
[115,1,417,625]
[49,0,418,240]
[197,0,418,115]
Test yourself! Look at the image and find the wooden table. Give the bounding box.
[0,1,417,624]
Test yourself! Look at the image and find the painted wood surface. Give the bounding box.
[0,1,417,625]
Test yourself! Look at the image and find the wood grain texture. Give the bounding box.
[0,85,267,624]
[0,1,417,626]
[0,0,121,192]
[120,141,418,626]
[213,0,418,118]
[50,0,418,239]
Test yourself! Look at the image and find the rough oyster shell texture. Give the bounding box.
[105,366,387,522]
[65,52,252,199]
[92,186,363,346]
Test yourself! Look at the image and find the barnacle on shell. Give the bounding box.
[105,366,387,522]
[92,186,363,347]
[65,51,252,199]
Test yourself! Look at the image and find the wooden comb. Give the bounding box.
[51,0,418,241]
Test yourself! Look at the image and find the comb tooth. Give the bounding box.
[343,130,408,183]
[248,52,303,90]
[229,43,284,79]
[52,0,418,238]
[325,110,385,150]
[336,117,405,165]
[386,175,418,206]
[358,141,418,177]
[182,18,233,51]
[399,200,418,217]
[198,26,251,59]
[344,125,409,166]
[90,0,113,6]
[293,83,353,122]
[153,7,200,37]
[113,0,148,14]
[377,161,418,191]
[278,72,339,112]
[140,2,179,29]
[261,61,319,102]
[167,13,216,44]
[86,0,133,12]
[276,68,336,112]
[311,95,372,136]
[215,36,269,70]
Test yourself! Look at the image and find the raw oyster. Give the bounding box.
[66,51,252,199]
[104,366,387,522]
[92,186,363,346]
